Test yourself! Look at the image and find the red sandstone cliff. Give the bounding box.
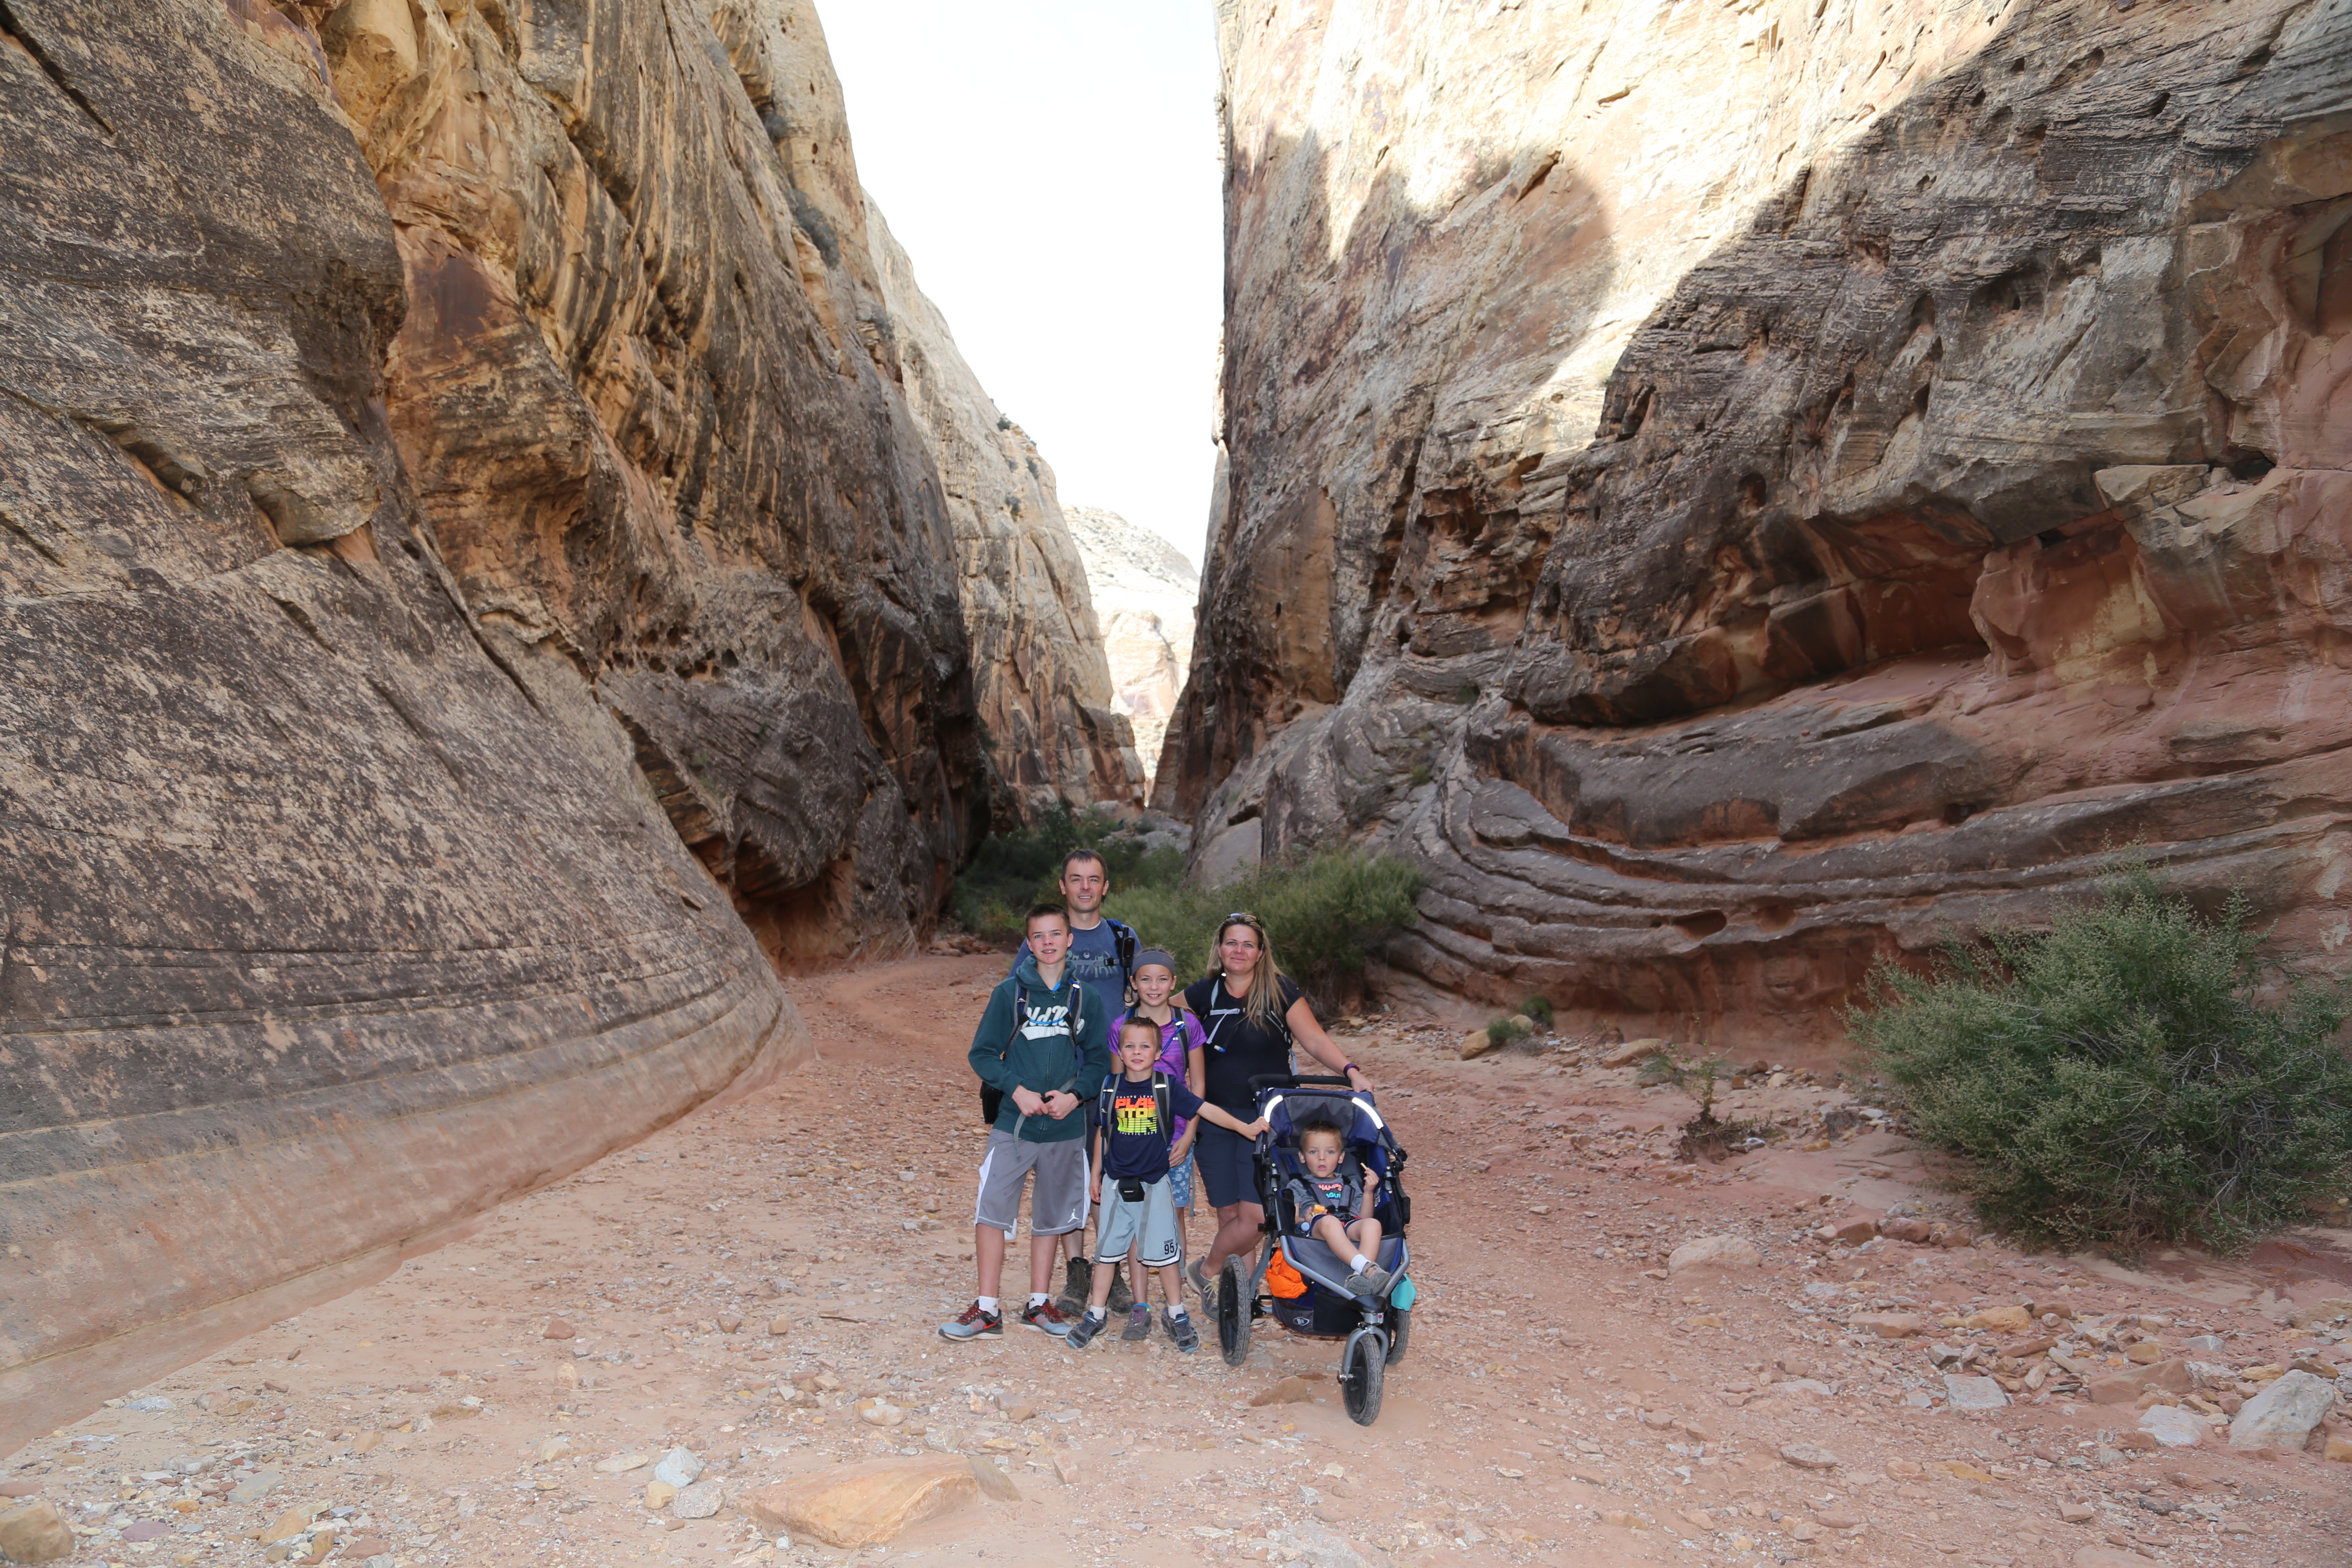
[0,0,1101,1453]
[1163,0,2352,1046]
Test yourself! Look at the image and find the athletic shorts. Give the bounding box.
[972,1130,1089,1239]
[1093,1176,1182,1268]
[1166,1151,1195,1210]
[1194,1122,1260,1210]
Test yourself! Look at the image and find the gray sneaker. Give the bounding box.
[1119,1304,1152,1342]
[1187,1257,1213,1305]
[939,1301,1002,1340]
[1343,1262,1393,1298]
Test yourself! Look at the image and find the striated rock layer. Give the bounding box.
[867,215,1146,825]
[0,0,1098,1454]
[1164,0,2352,1050]
[1067,506,1199,788]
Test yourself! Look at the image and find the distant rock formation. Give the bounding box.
[867,218,1146,824]
[1165,0,2352,1047]
[1066,507,1199,787]
[0,0,1104,1454]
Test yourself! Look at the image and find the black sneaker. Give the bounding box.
[939,1301,1002,1341]
[1119,1304,1152,1342]
[1064,1309,1108,1351]
[1056,1256,1088,1317]
[1165,1309,1200,1353]
[1020,1299,1074,1337]
[1106,1265,1135,1315]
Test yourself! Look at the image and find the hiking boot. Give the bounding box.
[1020,1298,1074,1337]
[1164,1308,1200,1353]
[1119,1303,1152,1342]
[1106,1265,1134,1315]
[1064,1309,1107,1351]
[1344,1262,1393,1298]
[939,1302,1002,1341]
[1056,1256,1088,1317]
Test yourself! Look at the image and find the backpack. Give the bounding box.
[1199,975,1295,1057]
[977,979,1083,1128]
[1103,916,1139,1009]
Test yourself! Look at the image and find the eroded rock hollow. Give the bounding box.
[0,0,1117,1451]
[1165,0,2352,1048]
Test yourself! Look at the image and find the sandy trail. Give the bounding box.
[6,955,2347,1568]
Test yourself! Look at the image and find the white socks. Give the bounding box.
[976,1296,998,1314]
[1085,1305,1108,1321]
[1351,1253,1373,1272]
[1028,1292,1049,1308]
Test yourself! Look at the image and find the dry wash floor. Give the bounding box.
[7,955,2349,1568]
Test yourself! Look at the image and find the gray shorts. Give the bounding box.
[1093,1175,1182,1268]
[973,1130,1089,1239]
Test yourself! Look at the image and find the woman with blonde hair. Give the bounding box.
[1182,910,1374,1300]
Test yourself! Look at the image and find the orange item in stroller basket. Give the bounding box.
[1266,1250,1307,1299]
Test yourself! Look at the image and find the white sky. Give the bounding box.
[819,0,1223,568]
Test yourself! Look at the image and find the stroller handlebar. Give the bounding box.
[1250,1073,1355,1091]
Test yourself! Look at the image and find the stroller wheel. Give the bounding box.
[1217,1255,1252,1368]
[1340,1326,1386,1426]
[1384,1308,1410,1366]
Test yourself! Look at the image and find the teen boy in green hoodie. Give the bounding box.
[943,902,1112,1339]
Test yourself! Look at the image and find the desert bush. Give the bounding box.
[1485,1015,1534,1050]
[949,804,1181,940]
[1104,847,1424,1006]
[1848,863,2352,1255]
[1519,995,1556,1028]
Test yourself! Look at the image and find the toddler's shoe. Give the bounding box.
[1020,1299,1074,1337]
[1164,1309,1200,1354]
[1343,1262,1393,1298]
[1063,1309,1107,1351]
[938,1302,1002,1341]
[1120,1304,1152,1342]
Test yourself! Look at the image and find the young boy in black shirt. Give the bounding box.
[1066,1018,1267,1352]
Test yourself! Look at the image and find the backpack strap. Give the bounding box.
[1153,1071,1173,1153]
[1107,918,1138,1007]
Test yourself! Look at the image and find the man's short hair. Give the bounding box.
[1024,901,1070,932]
[1059,848,1109,878]
[1117,1015,1161,1048]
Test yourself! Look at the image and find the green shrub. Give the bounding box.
[1519,995,1555,1028]
[1485,1015,1532,1050]
[949,804,1182,940]
[1102,846,1424,1006]
[1848,863,2352,1256]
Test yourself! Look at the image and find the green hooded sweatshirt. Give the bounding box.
[967,952,1111,1143]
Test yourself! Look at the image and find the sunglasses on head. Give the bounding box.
[1223,912,1261,926]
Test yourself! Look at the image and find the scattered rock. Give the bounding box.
[1943,1375,2009,1411]
[2285,1298,2351,1330]
[1779,1443,1840,1470]
[258,1509,319,1546]
[0,1485,34,1501]
[717,1313,743,1334]
[767,1316,791,1337]
[1813,1511,1862,1531]
[672,1481,723,1520]
[1457,1031,1493,1060]
[744,1457,977,1547]
[1602,1038,1665,1069]
[858,1400,905,1428]
[2057,1501,2094,1524]
[652,1448,704,1488]
[1250,1376,1317,1406]
[0,1498,72,1563]
[2138,1406,2205,1448]
[1884,1459,1923,1479]
[537,1437,572,1463]
[2072,1550,2152,1568]
[2124,1340,2167,1364]
[595,1454,652,1475]
[228,1472,284,1504]
[1851,1312,1929,1338]
[2228,1370,2336,1451]
[1667,1235,1762,1278]
[1826,1216,1878,1244]
[1960,1305,2032,1334]
[1052,1451,1082,1486]
[124,1396,173,1412]
[2324,1434,2352,1463]
[542,1318,576,1340]
[1879,1217,1931,1243]
[645,1480,677,1511]
[965,1458,1020,1502]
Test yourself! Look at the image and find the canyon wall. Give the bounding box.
[0,0,1093,1453]
[1068,505,1200,787]
[1167,0,2352,1049]
[867,216,1147,824]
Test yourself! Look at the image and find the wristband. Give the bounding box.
[1341,1062,1360,1076]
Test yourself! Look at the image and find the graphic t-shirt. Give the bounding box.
[1285,1171,1363,1231]
[1184,974,1306,1115]
[1014,919,1130,1026]
[1115,1008,1207,1142]
[1090,1072,1207,1182]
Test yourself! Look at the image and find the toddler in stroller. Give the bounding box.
[1213,1075,1414,1425]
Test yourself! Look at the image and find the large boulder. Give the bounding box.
[745,1457,977,1547]
[1667,1236,1763,1278]
[2228,1370,2337,1451]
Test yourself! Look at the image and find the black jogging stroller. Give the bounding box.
[1214,1075,1415,1426]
